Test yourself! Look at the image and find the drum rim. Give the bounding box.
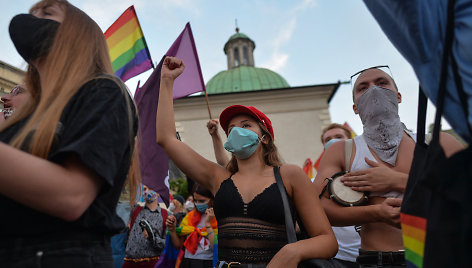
[327,171,368,207]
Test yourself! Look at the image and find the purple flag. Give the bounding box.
[134,57,170,206]
[166,22,206,99]
[134,23,205,206]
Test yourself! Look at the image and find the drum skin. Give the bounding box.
[328,172,368,207]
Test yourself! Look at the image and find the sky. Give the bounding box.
[0,0,450,135]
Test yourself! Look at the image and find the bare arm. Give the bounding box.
[0,146,102,221]
[439,132,464,157]
[166,215,184,248]
[204,208,216,249]
[206,119,230,166]
[313,141,394,226]
[342,158,408,192]
[268,164,338,267]
[156,57,229,195]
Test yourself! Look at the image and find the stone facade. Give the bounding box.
[174,83,339,168]
[0,60,25,99]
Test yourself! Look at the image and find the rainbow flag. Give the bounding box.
[105,6,153,82]
[401,213,427,268]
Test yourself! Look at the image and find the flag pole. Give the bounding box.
[203,91,212,119]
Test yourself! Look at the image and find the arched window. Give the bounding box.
[234,47,240,67]
[243,46,249,65]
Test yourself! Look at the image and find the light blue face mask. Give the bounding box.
[195,202,209,213]
[224,127,262,159]
[324,138,342,150]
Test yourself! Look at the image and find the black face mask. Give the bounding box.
[9,14,60,63]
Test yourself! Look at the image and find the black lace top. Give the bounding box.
[214,177,288,264]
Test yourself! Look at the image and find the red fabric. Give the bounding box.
[183,230,201,255]
[313,151,324,171]
[303,158,313,178]
[188,210,202,227]
[129,205,144,231]
[219,105,274,140]
[160,207,168,235]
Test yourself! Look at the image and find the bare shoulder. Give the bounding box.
[439,132,464,157]
[279,164,312,197]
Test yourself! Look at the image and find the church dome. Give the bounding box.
[206,65,289,94]
[206,27,289,95]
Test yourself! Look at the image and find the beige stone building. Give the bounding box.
[173,29,339,167]
[0,60,25,100]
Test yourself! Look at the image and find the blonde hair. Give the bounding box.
[2,0,141,199]
[226,121,283,173]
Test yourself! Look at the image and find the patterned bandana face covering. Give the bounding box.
[356,85,405,166]
[143,189,157,203]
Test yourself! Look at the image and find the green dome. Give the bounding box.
[206,65,290,94]
[229,32,249,41]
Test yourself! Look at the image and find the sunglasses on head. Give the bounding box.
[350,65,393,89]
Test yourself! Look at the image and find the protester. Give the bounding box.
[317,123,360,268]
[314,66,463,267]
[0,1,139,267]
[112,148,142,268]
[184,195,195,214]
[123,186,167,268]
[363,0,472,143]
[156,56,337,266]
[362,2,472,265]
[169,194,186,225]
[206,119,230,166]
[0,84,29,122]
[166,184,217,268]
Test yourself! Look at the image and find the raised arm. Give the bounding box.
[156,57,229,194]
[206,119,230,166]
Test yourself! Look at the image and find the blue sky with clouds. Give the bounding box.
[0,0,449,134]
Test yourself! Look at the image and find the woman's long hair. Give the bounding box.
[226,121,283,174]
[2,0,141,196]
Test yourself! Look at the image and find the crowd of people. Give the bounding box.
[0,0,470,268]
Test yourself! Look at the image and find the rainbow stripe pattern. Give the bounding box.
[401,213,427,268]
[105,6,153,82]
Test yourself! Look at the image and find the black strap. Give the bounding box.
[417,86,428,146]
[273,166,297,243]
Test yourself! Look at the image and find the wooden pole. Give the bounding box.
[204,90,212,119]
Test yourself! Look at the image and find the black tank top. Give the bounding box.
[214,176,288,264]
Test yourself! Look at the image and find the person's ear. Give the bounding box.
[397,91,402,104]
[261,135,269,145]
[353,104,359,114]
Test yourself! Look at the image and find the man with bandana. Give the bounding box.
[314,67,462,267]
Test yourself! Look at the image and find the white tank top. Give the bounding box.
[351,130,416,198]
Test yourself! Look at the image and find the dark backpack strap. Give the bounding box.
[273,166,297,243]
[129,205,144,231]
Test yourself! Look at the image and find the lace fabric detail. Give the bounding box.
[217,217,287,263]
